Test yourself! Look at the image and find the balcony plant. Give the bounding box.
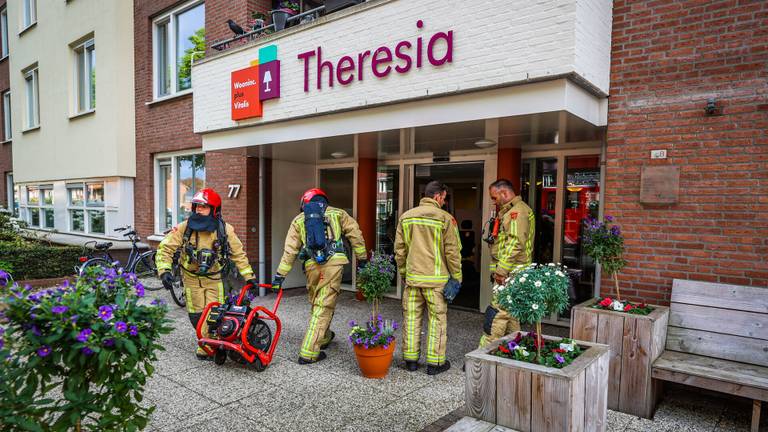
[348,252,398,378]
[0,267,172,431]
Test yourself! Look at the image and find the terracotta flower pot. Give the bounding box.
[352,341,395,378]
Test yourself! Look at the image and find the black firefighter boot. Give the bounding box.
[427,360,451,376]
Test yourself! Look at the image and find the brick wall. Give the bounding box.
[134,0,271,266]
[604,0,768,304]
[0,0,10,208]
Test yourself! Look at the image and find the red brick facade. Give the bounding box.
[134,0,272,267]
[604,0,768,304]
[0,0,11,209]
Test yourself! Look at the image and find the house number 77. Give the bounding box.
[227,184,241,199]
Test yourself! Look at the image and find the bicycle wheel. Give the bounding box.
[133,251,162,291]
[169,271,186,308]
[78,258,112,277]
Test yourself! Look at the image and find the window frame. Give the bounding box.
[153,150,206,235]
[67,182,106,234]
[1,6,9,59]
[151,0,205,99]
[23,67,39,130]
[73,39,95,114]
[2,91,10,141]
[22,184,53,229]
[21,0,37,32]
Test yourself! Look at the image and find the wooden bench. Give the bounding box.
[651,279,768,432]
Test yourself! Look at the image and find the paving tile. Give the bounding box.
[143,375,221,421]
[158,405,273,432]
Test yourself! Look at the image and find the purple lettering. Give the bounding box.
[297,49,316,92]
[372,47,393,78]
[336,55,355,85]
[317,46,334,89]
[394,41,412,73]
[357,50,371,81]
[427,31,453,66]
[416,36,423,68]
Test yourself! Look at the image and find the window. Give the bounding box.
[67,182,105,234]
[23,185,53,228]
[153,1,205,98]
[23,67,39,129]
[2,91,10,141]
[156,153,205,233]
[74,39,95,113]
[5,173,16,216]
[22,0,36,30]
[1,7,8,58]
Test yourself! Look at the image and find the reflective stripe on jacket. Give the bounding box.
[155,220,254,279]
[489,196,535,278]
[276,206,367,275]
[394,198,462,289]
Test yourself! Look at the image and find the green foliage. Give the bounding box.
[0,241,82,280]
[494,263,570,325]
[0,260,13,273]
[356,252,396,308]
[583,216,627,277]
[0,211,23,242]
[178,28,205,89]
[0,267,172,431]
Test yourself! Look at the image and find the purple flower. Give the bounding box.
[129,325,138,336]
[69,315,79,323]
[51,305,69,314]
[98,305,113,321]
[76,328,93,343]
[103,338,115,347]
[348,320,357,327]
[30,325,42,337]
[0,327,5,335]
[554,354,565,364]
[81,347,94,356]
[151,298,166,306]
[114,321,128,333]
[37,345,52,357]
[610,226,621,236]
[507,341,518,351]
[135,283,145,298]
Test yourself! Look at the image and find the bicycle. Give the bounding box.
[76,226,161,290]
[166,249,186,308]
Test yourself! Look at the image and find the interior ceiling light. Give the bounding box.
[473,139,496,149]
[330,151,348,159]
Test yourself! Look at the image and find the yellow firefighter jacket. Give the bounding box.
[394,198,463,289]
[490,196,535,278]
[276,206,367,275]
[156,220,254,280]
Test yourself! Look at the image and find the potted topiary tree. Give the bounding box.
[465,263,610,431]
[0,267,172,431]
[570,215,670,418]
[348,252,398,379]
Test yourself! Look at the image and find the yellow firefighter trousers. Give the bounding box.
[402,284,448,366]
[300,264,343,361]
[183,272,225,353]
[478,306,521,347]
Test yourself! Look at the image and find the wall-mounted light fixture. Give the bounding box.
[705,98,719,115]
[474,138,496,149]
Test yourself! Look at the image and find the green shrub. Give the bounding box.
[0,267,172,431]
[0,241,82,280]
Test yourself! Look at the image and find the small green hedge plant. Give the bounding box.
[0,266,172,431]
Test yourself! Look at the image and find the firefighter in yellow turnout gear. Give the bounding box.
[479,179,535,347]
[155,188,256,360]
[272,188,367,364]
[395,181,462,375]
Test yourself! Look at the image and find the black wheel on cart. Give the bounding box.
[214,349,227,365]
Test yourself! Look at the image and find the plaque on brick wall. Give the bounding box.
[640,165,679,204]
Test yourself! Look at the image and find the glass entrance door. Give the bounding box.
[521,153,600,322]
[319,167,355,285]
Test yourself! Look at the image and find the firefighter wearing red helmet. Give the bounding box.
[272,187,367,364]
[155,188,256,360]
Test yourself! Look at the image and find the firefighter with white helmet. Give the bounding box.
[156,188,256,360]
[272,188,367,364]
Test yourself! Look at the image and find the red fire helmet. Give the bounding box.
[191,188,222,217]
[300,188,327,210]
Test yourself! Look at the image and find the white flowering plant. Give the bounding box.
[494,263,570,360]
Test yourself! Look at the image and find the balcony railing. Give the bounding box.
[211,6,326,52]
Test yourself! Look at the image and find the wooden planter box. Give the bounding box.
[465,332,610,432]
[570,299,670,419]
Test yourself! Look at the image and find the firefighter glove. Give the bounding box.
[443,278,462,303]
[160,272,175,290]
[271,274,285,291]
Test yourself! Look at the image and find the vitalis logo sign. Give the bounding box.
[231,45,281,121]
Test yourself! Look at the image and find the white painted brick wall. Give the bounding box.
[193,0,612,134]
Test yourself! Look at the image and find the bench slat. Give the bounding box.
[652,368,768,402]
[665,327,768,367]
[670,303,768,340]
[653,350,768,391]
[671,279,768,313]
